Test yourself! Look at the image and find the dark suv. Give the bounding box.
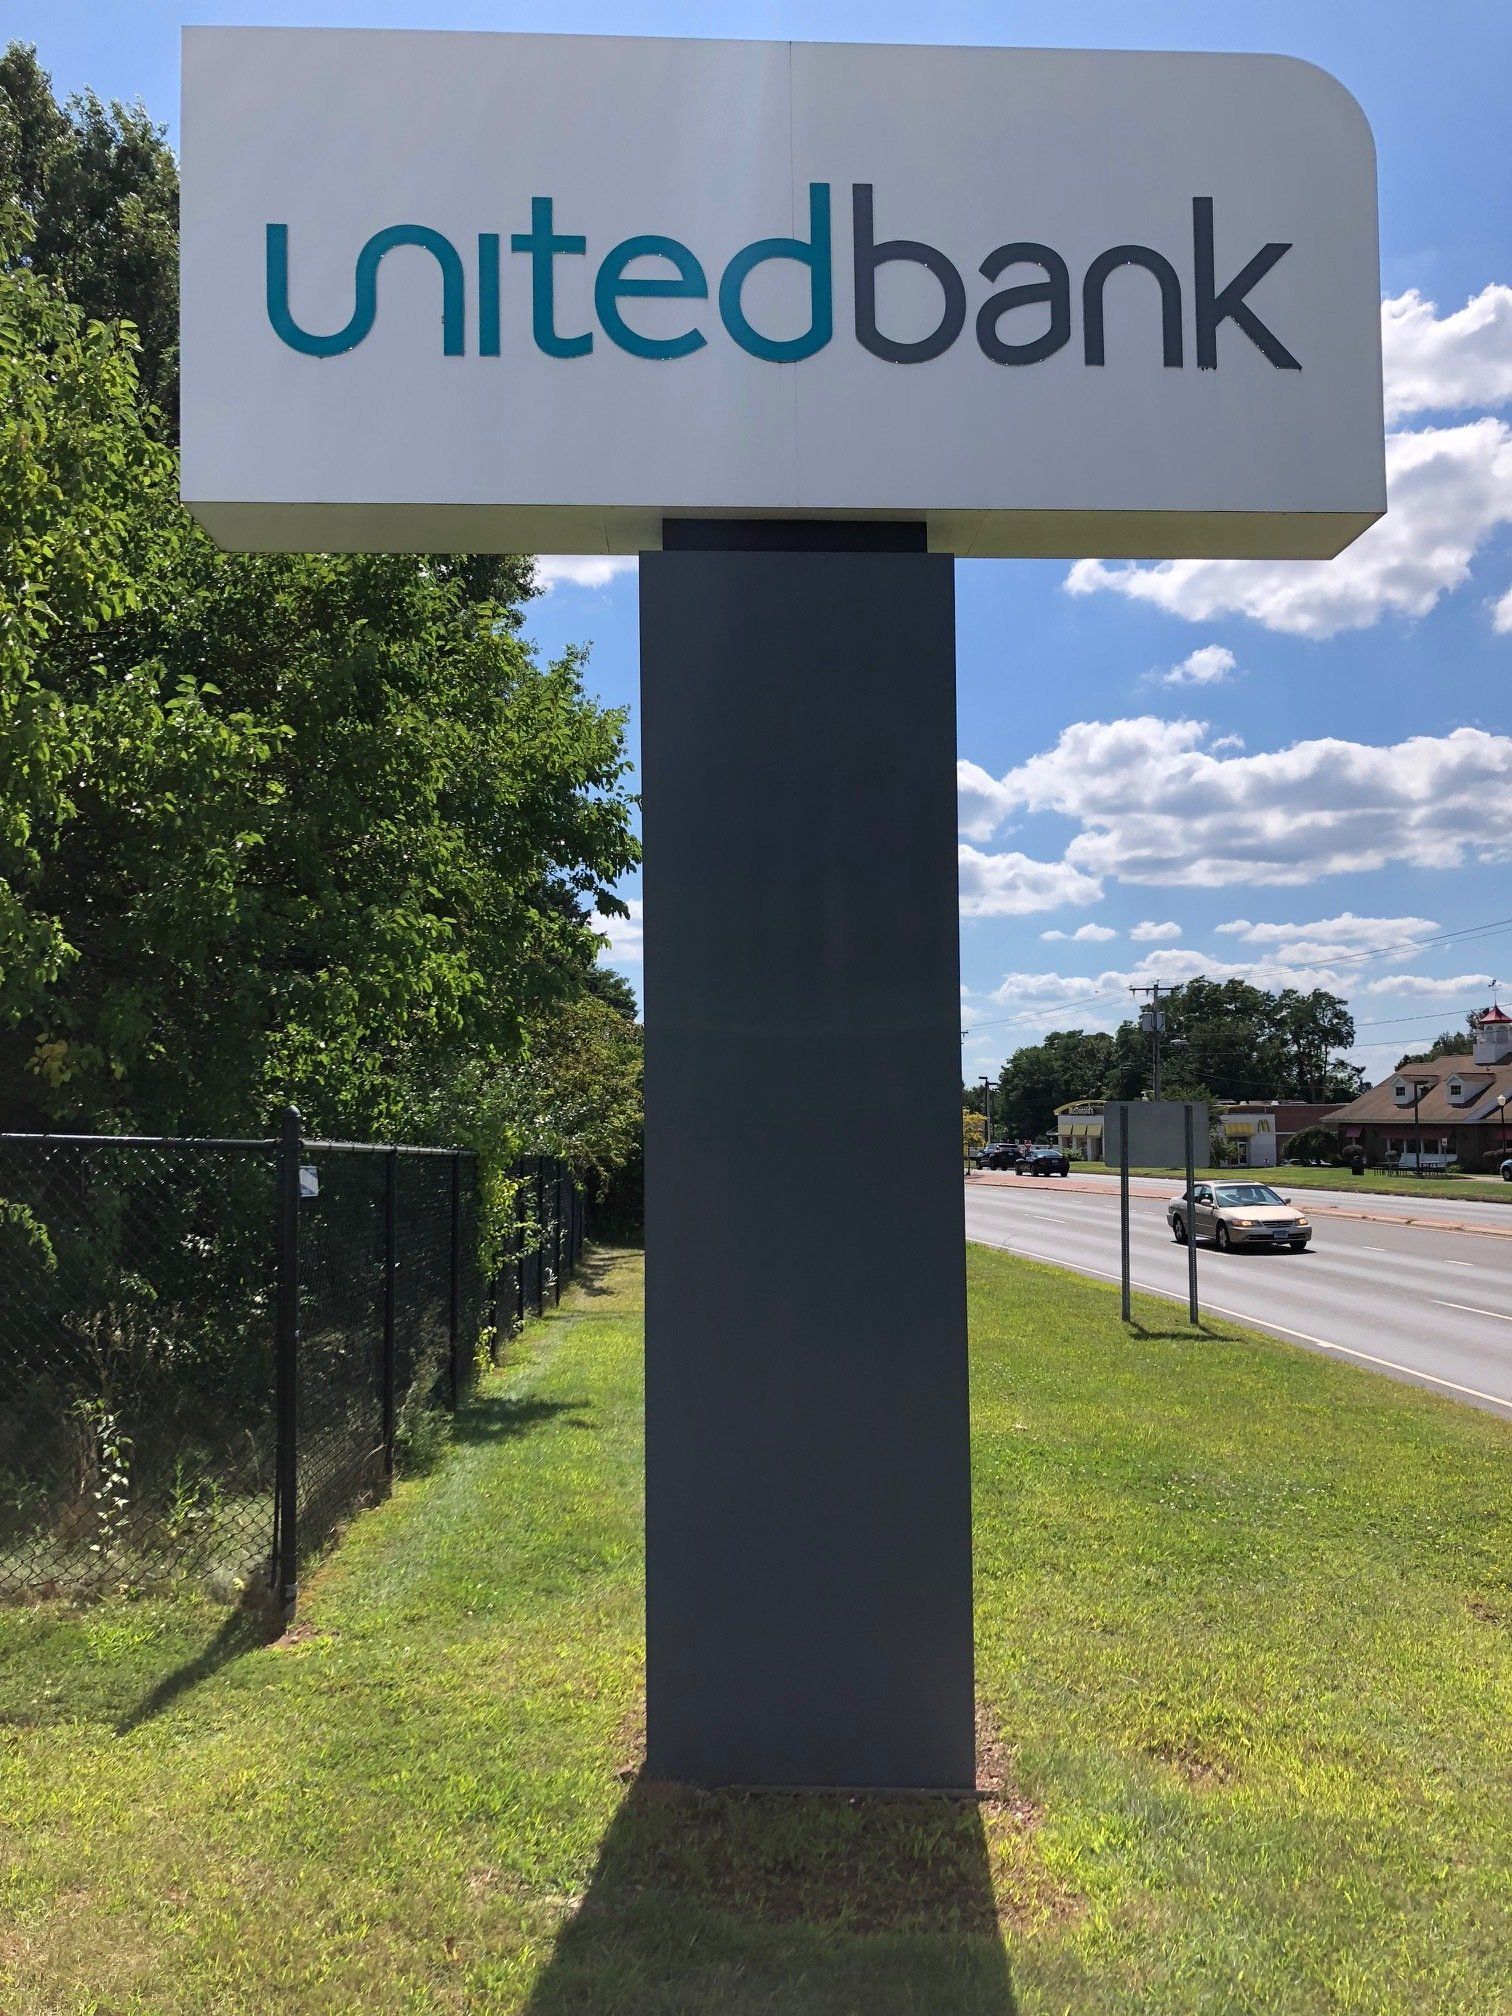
[1016,1147,1070,1177]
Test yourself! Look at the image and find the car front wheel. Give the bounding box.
[1216,1223,1232,1253]
[1172,1215,1187,1245]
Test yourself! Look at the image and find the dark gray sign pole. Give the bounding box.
[639,520,975,1790]
[1119,1116,1132,1323]
[1183,1103,1199,1323]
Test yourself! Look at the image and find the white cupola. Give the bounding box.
[1472,1002,1512,1066]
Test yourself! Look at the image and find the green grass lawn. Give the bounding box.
[1072,1160,1512,1206]
[2,1247,1509,2014]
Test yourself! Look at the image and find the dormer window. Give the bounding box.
[1393,1080,1410,1103]
[1447,1078,1463,1102]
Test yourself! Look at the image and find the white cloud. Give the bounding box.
[1066,419,1512,637]
[958,844,1102,918]
[957,760,1018,841]
[988,945,1357,1019]
[1129,920,1182,942]
[1216,911,1440,961]
[991,969,1120,1006]
[1381,284,1512,420]
[969,715,1512,887]
[1067,286,1512,638]
[596,897,643,962]
[1493,585,1512,634]
[536,556,638,591]
[1041,922,1118,943]
[1154,644,1237,687]
[1362,970,1494,997]
[1210,733,1246,753]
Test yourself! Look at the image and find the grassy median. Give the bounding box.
[2,1248,1508,2014]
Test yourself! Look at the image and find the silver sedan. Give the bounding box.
[1168,1180,1313,1253]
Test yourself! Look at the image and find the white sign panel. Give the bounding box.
[180,30,1385,558]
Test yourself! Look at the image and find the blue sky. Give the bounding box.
[32,1,1512,1084]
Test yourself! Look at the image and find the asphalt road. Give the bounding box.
[963,1176,1512,1418]
[998,1168,1512,1233]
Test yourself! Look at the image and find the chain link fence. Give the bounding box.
[1,1112,584,1619]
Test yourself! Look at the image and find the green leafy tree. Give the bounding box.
[0,57,641,1157]
[1286,1122,1341,1164]
[1116,979,1359,1103]
[1,43,179,427]
[995,1029,1117,1139]
[1,472,638,1135]
[989,980,1359,1144]
[1,200,169,1084]
[1397,1028,1473,1066]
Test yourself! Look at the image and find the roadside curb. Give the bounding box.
[964,1169,1512,1241]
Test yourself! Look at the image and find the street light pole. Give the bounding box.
[980,1074,994,1143]
[1498,1091,1507,1165]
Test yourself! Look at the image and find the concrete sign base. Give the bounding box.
[639,525,975,1789]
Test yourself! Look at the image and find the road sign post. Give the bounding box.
[1184,1102,1200,1325]
[1106,1101,1207,1329]
[1119,1110,1133,1322]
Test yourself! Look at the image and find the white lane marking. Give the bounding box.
[1198,1303,1512,1413]
[1432,1298,1512,1324]
[1442,1260,1477,1270]
[966,1237,1512,1414]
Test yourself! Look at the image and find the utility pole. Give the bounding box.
[1130,982,1168,1100]
[1409,1075,1434,1179]
[980,1074,994,1142]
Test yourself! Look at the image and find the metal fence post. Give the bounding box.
[274,1104,302,1621]
[536,1157,547,1315]
[515,1157,526,1328]
[448,1152,462,1409]
[382,1147,397,1476]
[553,1166,563,1306]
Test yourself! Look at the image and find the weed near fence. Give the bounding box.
[0,1111,584,1618]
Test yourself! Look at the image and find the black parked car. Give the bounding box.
[973,1140,1020,1170]
[1016,1147,1070,1177]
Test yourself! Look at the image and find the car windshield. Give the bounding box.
[1214,1184,1285,1207]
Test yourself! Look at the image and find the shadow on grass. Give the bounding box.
[565,1246,639,1298]
[1124,1319,1236,1344]
[523,1775,1018,2016]
[452,1395,592,1446]
[0,1596,273,1734]
[116,1604,271,1734]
